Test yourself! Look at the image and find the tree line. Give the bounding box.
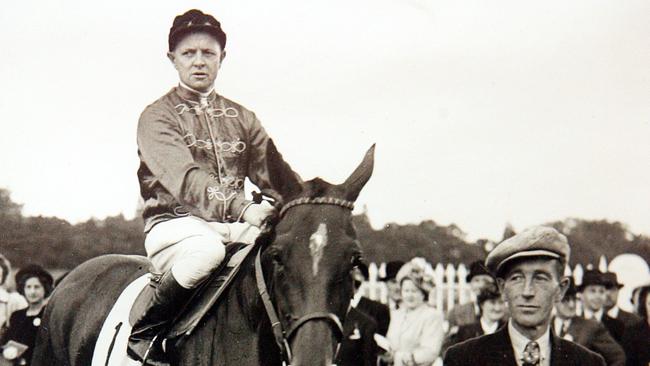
[1,188,648,270]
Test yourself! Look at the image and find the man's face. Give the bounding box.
[581,285,606,312]
[604,286,619,310]
[555,297,577,319]
[168,32,224,93]
[470,274,495,295]
[386,279,401,302]
[497,258,568,331]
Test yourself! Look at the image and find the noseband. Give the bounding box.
[255,196,355,365]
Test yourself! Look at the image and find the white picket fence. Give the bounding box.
[360,255,609,313]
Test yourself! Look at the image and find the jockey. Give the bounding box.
[129,9,299,365]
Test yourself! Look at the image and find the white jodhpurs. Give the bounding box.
[144,216,260,289]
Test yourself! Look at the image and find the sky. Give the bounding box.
[1,0,649,241]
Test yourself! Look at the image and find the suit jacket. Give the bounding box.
[600,315,625,344]
[621,320,650,366]
[357,296,390,336]
[336,307,378,366]
[446,302,478,328]
[443,325,605,366]
[559,317,625,366]
[613,309,642,330]
[443,319,506,352]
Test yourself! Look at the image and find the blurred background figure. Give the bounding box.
[1,264,53,366]
[446,260,495,329]
[579,270,625,344]
[602,272,642,329]
[0,255,27,340]
[621,285,650,366]
[443,284,505,351]
[351,263,390,336]
[380,259,444,366]
[553,278,625,366]
[380,261,405,312]
[335,305,379,366]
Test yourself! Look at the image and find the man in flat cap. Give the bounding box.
[130,9,299,364]
[444,226,605,366]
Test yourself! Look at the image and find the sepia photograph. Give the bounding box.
[1,1,649,365]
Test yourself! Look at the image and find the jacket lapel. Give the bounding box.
[550,329,570,366]
[485,327,518,366]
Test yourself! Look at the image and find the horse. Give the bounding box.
[32,142,375,366]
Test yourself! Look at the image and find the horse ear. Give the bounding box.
[341,144,375,201]
[265,139,303,204]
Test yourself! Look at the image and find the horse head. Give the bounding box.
[261,141,375,366]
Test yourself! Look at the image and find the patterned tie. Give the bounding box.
[522,341,540,366]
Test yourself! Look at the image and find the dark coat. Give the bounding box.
[446,302,478,328]
[559,317,625,366]
[613,309,642,330]
[443,325,605,366]
[335,307,379,366]
[443,319,506,352]
[601,315,625,344]
[356,297,390,336]
[621,320,650,366]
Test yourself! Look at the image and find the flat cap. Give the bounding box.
[486,226,570,277]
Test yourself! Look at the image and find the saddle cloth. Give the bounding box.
[92,242,256,366]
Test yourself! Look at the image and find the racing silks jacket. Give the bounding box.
[137,85,296,232]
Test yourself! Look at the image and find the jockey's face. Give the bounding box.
[168,32,225,93]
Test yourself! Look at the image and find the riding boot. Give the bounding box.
[127,270,192,366]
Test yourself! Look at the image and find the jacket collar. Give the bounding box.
[175,83,218,104]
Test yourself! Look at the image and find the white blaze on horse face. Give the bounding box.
[309,223,328,276]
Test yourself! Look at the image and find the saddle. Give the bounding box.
[129,241,256,340]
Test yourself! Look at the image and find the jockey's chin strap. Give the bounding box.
[255,196,354,365]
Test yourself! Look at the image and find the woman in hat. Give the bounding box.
[1,264,53,366]
[381,258,444,366]
[0,255,28,338]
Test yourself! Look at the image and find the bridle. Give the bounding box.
[255,196,355,365]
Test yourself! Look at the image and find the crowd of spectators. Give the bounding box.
[336,256,650,366]
[2,247,649,366]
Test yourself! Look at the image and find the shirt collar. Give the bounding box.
[508,319,551,366]
[480,317,499,334]
[553,316,571,334]
[177,82,217,105]
[607,306,620,318]
[583,308,603,321]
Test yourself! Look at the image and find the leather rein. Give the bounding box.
[254,196,354,365]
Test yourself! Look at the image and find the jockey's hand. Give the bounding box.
[242,200,276,228]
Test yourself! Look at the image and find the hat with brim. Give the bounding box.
[486,226,570,277]
[577,270,606,291]
[466,260,493,282]
[602,272,623,289]
[380,260,405,282]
